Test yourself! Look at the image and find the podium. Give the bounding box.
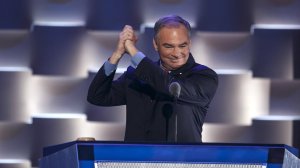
[40,141,300,168]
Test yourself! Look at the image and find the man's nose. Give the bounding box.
[172,47,181,56]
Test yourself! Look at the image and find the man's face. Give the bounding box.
[153,24,191,71]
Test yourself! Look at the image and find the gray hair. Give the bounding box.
[154,15,191,40]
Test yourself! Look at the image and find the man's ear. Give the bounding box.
[153,38,158,51]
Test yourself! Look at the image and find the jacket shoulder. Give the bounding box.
[192,64,217,75]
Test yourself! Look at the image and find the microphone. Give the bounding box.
[169,82,181,98]
[168,82,181,142]
[169,82,203,105]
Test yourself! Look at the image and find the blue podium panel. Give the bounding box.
[40,141,300,168]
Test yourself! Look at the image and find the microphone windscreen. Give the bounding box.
[169,82,181,98]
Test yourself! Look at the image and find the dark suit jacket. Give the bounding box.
[87,54,218,142]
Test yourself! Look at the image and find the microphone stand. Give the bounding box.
[168,81,181,142]
[162,103,173,142]
[174,97,178,142]
[169,82,181,142]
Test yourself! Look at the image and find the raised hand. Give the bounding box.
[124,26,138,56]
[109,25,138,64]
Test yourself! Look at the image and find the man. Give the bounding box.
[87,15,218,143]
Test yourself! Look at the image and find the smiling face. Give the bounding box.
[153,24,191,71]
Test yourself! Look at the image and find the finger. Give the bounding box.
[124,25,133,30]
[120,32,132,42]
[121,32,135,41]
[122,25,133,35]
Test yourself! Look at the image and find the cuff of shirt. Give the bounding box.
[104,61,117,76]
[131,52,146,68]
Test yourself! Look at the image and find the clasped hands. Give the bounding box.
[109,25,138,64]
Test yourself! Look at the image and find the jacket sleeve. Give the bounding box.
[87,65,126,106]
[179,67,218,107]
[134,57,218,107]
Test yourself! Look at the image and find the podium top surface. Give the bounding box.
[39,141,300,168]
[43,141,299,163]
[43,141,298,156]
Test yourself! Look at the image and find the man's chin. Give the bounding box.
[170,64,184,70]
[163,62,184,70]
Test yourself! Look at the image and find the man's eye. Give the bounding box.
[179,45,187,48]
[164,45,173,48]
